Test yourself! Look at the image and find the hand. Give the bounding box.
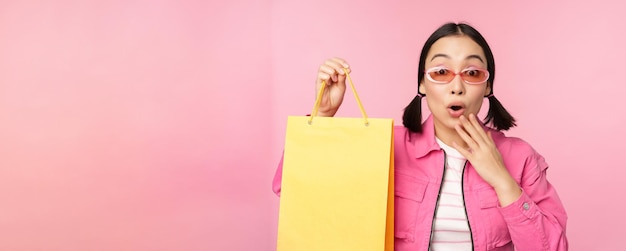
[315,57,351,117]
[452,114,521,206]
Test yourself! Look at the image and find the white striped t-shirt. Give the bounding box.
[430,138,472,251]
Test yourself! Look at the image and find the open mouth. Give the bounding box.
[447,103,465,117]
[450,106,463,111]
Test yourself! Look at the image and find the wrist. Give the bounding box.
[493,178,522,207]
[317,110,336,117]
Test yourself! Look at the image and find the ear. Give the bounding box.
[418,83,426,96]
[484,82,492,96]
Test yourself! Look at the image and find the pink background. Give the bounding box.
[0,0,623,250]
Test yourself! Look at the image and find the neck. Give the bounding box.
[433,121,469,150]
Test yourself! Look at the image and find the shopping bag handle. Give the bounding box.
[309,68,369,126]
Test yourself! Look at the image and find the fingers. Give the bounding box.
[317,57,350,85]
[318,65,339,83]
[313,57,350,116]
[452,141,472,158]
[454,123,479,151]
[328,57,350,71]
[458,114,490,146]
[453,114,496,156]
[317,70,333,85]
[468,114,491,144]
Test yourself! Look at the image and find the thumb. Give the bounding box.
[336,68,349,86]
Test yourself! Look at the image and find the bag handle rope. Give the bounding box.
[309,68,369,126]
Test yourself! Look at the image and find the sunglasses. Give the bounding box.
[425,66,489,85]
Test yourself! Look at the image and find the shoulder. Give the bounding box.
[393,125,423,143]
[393,125,410,138]
[489,129,549,171]
[393,125,409,134]
[489,129,536,155]
[392,125,410,143]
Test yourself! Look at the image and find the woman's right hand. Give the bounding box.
[315,57,351,117]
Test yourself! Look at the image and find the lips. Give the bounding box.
[447,102,465,118]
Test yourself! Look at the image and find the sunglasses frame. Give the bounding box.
[424,66,490,85]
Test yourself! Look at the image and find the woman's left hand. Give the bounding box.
[452,113,521,206]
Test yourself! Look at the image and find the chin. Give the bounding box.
[432,113,460,129]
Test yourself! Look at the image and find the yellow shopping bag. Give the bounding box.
[277,70,394,251]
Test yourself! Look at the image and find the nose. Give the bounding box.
[450,74,465,95]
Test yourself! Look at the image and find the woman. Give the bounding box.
[273,22,568,250]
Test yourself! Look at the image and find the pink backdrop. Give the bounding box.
[0,0,623,250]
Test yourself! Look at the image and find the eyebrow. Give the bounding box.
[430,53,485,63]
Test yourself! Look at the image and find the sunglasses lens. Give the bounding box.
[427,68,454,83]
[461,69,488,83]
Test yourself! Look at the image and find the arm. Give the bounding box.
[498,151,568,251]
[453,114,568,250]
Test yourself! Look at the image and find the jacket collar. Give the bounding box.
[413,115,441,159]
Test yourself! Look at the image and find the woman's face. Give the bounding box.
[419,35,491,132]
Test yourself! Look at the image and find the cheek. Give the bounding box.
[423,84,447,101]
[468,96,486,113]
[424,89,447,110]
[467,86,488,108]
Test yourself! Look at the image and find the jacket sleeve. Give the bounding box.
[498,149,568,251]
[271,154,284,197]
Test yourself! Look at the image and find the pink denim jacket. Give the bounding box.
[273,115,568,250]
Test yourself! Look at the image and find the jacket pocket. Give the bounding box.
[476,187,512,249]
[394,173,428,242]
[478,186,499,209]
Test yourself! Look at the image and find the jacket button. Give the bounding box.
[523,202,530,210]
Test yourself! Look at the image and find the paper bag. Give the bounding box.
[277,71,394,251]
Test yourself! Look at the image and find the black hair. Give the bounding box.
[403,22,516,132]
